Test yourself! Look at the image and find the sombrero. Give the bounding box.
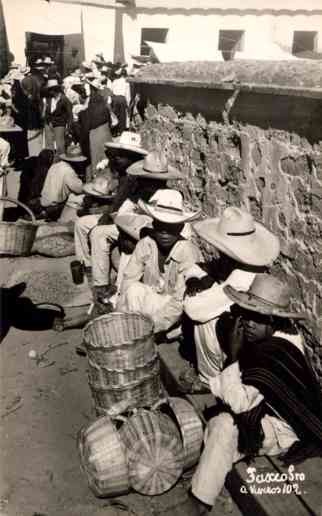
[138,189,201,224]
[193,207,280,267]
[105,131,148,156]
[83,174,116,199]
[224,274,306,319]
[127,151,182,180]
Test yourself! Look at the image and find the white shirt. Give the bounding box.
[41,161,83,207]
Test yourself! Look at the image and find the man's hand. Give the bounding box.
[227,315,244,363]
[185,275,215,297]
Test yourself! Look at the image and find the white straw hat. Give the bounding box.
[105,131,148,156]
[114,214,152,240]
[193,207,280,266]
[127,151,182,180]
[139,189,201,224]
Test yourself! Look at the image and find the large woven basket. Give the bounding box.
[91,369,162,416]
[77,415,129,497]
[0,197,37,256]
[87,355,160,388]
[119,408,185,495]
[167,397,203,470]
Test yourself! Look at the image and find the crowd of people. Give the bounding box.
[1,53,322,516]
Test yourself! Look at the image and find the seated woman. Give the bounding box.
[116,189,202,335]
[188,274,322,515]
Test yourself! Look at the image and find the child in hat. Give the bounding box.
[189,274,322,514]
[180,207,283,393]
[116,189,202,335]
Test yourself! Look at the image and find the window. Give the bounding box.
[140,28,168,56]
[292,31,317,56]
[218,30,245,52]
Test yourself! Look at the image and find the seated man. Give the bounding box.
[117,189,202,335]
[74,131,149,282]
[189,274,322,515]
[81,148,184,303]
[40,148,85,221]
[92,213,152,316]
[181,207,281,393]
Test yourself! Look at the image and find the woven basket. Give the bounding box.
[87,355,160,388]
[119,409,185,495]
[91,370,162,416]
[167,397,203,470]
[0,197,37,256]
[77,415,129,497]
[83,311,154,349]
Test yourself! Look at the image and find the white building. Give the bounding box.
[1,0,322,73]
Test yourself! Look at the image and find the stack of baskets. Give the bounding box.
[77,397,204,497]
[0,197,38,256]
[83,312,161,415]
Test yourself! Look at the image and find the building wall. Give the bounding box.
[122,10,322,62]
[1,0,115,66]
[136,84,322,385]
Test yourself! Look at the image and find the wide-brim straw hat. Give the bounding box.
[127,151,183,180]
[83,174,116,199]
[105,131,148,156]
[114,213,152,240]
[193,207,280,267]
[139,189,201,224]
[224,273,306,319]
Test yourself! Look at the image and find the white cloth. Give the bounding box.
[0,137,10,167]
[191,361,298,507]
[112,77,130,104]
[41,161,83,207]
[117,236,202,333]
[184,267,256,381]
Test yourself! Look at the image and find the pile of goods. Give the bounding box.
[78,397,203,497]
[79,310,204,497]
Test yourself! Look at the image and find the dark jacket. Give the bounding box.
[45,94,72,127]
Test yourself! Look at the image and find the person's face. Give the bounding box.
[152,220,183,251]
[239,307,275,344]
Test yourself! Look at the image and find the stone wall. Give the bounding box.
[139,102,322,382]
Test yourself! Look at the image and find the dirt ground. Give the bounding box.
[0,171,242,516]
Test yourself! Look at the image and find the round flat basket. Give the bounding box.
[0,197,37,256]
[77,415,129,497]
[168,397,203,470]
[120,409,185,495]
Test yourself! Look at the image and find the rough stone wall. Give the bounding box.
[140,104,322,382]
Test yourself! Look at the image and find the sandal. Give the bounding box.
[178,367,211,394]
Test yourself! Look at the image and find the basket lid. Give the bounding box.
[120,410,184,495]
[78,415,129,496]
[168,397,203,470]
